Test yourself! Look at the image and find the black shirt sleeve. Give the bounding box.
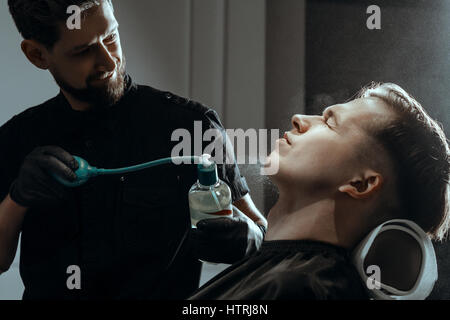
[0,116,22,202]
[202,109,250,202]
[153,88,250,202]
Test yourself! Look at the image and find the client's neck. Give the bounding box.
[264,192,345,247]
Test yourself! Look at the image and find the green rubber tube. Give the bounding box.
[53,155,206,187]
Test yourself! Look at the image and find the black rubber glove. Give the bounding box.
[192,205,266,264]
[9,146,79,208]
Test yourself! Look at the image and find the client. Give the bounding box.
[189,82,450,300]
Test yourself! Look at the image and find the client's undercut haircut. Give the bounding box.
[8,0,113,49]
[358,82,450,241]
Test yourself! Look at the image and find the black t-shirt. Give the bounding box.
[189,240,369,300]
[0,75,249,300]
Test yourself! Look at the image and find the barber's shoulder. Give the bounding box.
[0,96,57,133]
[0,101,50,156]
[162,91,222,127]
[136,85,215,117]
[11,95,60,123]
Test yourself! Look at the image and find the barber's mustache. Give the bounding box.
[87,58,124,82]
[87,71,115,82]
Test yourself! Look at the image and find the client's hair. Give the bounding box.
[358,83,450,241]
[8,0,113,49]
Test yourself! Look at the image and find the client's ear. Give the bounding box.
[338,170,383,199]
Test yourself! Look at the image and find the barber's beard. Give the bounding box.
[52,56,127,109]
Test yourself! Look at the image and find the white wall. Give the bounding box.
[224,0,266,130]
[0,0,267,299]
[0,238,23,300]
[0,1,59,125]
[113,0,192,98]
[0,0,28,299]
[114,0,266,130]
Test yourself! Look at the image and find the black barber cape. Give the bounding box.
[0,75,249,299]
[189,240,369,300]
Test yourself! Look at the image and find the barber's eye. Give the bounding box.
[74,47,90,56]
[105,33,118,44]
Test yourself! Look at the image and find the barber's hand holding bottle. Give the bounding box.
[9,146,79,208]
[193,205,266,264]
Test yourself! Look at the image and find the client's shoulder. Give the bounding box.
[256,243,368,299]
[271,256,367,299]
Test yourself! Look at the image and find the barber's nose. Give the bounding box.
[96,44,116,73]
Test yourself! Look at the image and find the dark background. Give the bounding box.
[305,0,449,135]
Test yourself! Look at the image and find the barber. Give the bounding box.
[0,0,266,299]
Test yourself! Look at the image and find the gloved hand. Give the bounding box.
[9,146,79,208]
[192,205,266,264]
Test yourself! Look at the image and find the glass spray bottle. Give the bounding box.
[188,160,233,227]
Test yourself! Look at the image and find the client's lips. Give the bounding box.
[283,132,291,145]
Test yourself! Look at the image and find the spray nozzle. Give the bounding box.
[197,154,218,186]
[199,154,214,168]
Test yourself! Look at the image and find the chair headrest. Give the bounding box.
[352,219,437,300]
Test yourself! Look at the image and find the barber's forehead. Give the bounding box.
[58,3,116,47]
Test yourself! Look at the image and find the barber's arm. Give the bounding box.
[233,193,267,228]
[193,202,266,264]
[193,176,267,265]
[193,109,267,263]
[0,145,78,274]
[0,195,26,274]
[206,105,268,231]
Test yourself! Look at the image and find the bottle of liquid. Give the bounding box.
[188,160,233,228]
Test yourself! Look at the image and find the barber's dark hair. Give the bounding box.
[8,0,113,49]
[358,82,450,241]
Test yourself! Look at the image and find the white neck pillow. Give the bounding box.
[352,219,437,300]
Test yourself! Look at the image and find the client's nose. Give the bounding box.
[291,114,307,133]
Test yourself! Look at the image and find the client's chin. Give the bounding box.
[260,151,280,176]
